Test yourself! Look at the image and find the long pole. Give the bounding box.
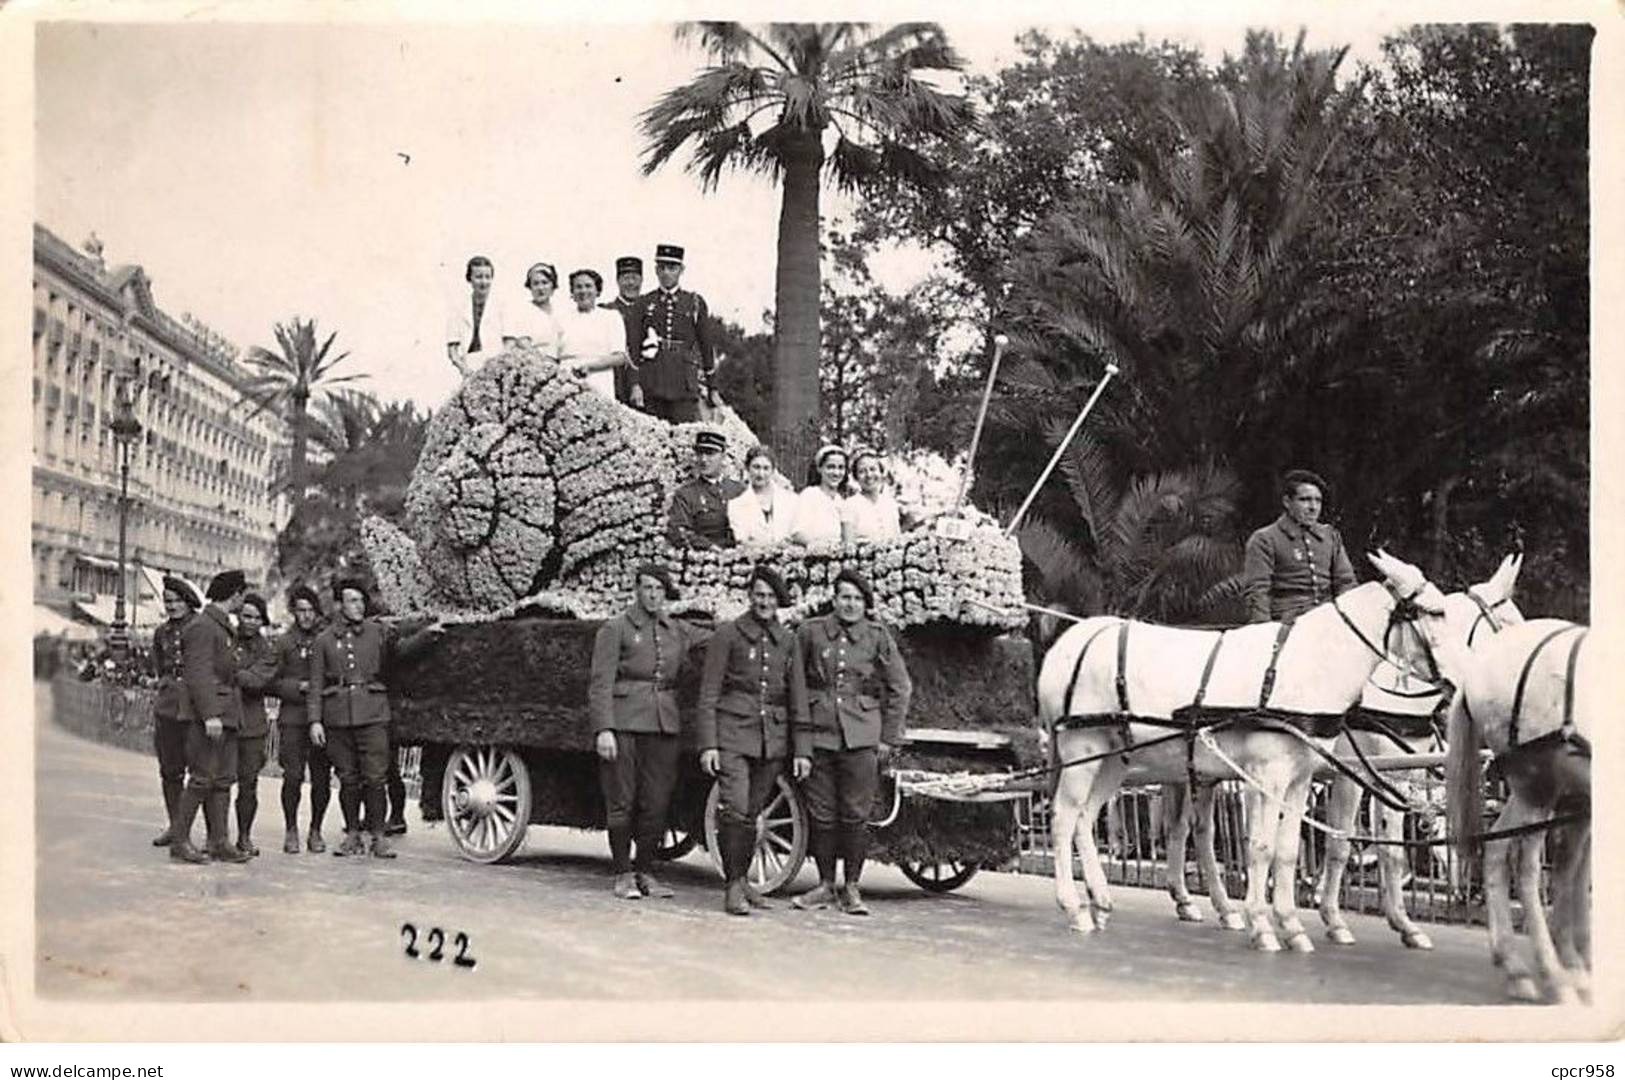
[953,334,1008,512]
[1003,363,1119,536]
[111,439,131,670]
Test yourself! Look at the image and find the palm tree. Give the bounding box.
[640,22,974,470]
[238,317,366,515]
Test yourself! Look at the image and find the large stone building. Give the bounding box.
[32,223,290,628]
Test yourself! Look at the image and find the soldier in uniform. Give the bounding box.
[308,578,443,859]
[171,569,253,865]
[273,585,331,854]
[1242,468,1356,623]
[148,576,199,847]
[627,243,715,423]
[697,565,808,915]
[588,563,711,899]
[601,255,645,408]
[789,568,912,915]
[231,593,278,857]
[667,428,745,548]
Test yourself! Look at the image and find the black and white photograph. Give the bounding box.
[3,0,1621,1056]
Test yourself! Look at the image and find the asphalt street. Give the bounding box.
[33,681,1511,1005]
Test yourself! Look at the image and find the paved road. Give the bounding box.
[33,681,1510,1004]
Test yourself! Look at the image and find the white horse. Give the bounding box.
[1156,555,1525,945]
[1039,551,1450,952]
[1444,617,1592,1004]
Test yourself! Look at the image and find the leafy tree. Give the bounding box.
[238,318,366,516]
[639,21,974,473]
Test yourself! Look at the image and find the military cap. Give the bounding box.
[332,576,370,602]
[655,243,685,265]
[205,569,248,602]
[615,256,643,276]
[241,592,269,622]
[162,575,201,609]
[634,562,680,601]
[694,428,727,454]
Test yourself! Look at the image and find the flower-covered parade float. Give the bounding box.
[365,348,1039,888]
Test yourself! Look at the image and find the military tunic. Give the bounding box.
[627,286,714,421]
[233,630,278,837]
[180,604,243,800]
[1242,514,1356,623]
[271,623,332,826]
[667,476,746,549]
[149,612,194,829]
[697,611,798,833]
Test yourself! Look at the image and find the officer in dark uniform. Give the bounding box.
[273,585,331,854]
[588,563,711,900]
[789,568,912,915]
[1242,468,1357,623]
[627,243,715,423]
[149,576,199,847]
[697,565,808,915]
[171,569,253,865]
[667,428,745,548]
[307,578,442,859]
[601,255,645,408]
[231,592,278,857]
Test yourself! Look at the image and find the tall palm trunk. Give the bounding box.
[772,132,825,476]
[289,388,309,516]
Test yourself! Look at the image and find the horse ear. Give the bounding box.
[1368,549,1396,577]
[1506,552,1523,594]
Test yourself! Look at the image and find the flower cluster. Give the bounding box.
[362,348,1024,631]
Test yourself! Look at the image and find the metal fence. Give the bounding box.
[1015,775,1493,926]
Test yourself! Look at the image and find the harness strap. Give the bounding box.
[1061,622,1115,722]
[1189,631,1226,796]
[1465,589,1505,650]
[1115,621,1132,714]
[1259,620,1293,709]
[1510,624,1586,749]
[1562,628,1588,741]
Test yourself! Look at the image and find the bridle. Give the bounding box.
[1332,583,1449,693]
[1464,586,1516,648]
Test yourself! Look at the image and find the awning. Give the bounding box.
[75,552,120,571]
[34,605,98,641]
[74,593,162,627]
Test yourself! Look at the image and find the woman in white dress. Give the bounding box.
[446,255,506,379]
[727,446,795,545]
[841,448,901,544]
[505,262,565,360]
[790,444,848,548]
[556,269,632,399]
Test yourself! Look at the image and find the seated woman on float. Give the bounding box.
[727,445,796,546]
[841,447,901,545]
[790,444,848,548]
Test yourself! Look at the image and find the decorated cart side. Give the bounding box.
[363,346,1042,894]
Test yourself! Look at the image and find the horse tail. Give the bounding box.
[1444,691,1483,868]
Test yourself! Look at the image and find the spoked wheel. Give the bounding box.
[443,744,532,863]
[655,826,698,861]
[899,859,979,893]
[704,775,808,895]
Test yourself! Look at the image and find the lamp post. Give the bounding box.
[108,332,144,673]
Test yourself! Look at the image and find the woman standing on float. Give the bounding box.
[789,568,912,915]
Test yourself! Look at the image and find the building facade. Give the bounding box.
[32,223,290,625]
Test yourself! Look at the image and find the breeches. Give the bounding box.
[182,722,238,794]
[801,747,878,829]
[716,750,782,828]
[327,723,390,787]
[279,722,332,790]
[597,731,681,837]
[153,715,188,784]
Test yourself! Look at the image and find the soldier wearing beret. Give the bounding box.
[588,563,711,899]
[148,576,199,848]
[171,569,254,864]
[230,593,279,857]
[273,585,332,853]
[307,579,443,859]
[697,566,809,915]
[667,428,745,549]
[600,255,645,408]
[627,244,715,424]
[1242,468,1357,623]
[788,568,912,915]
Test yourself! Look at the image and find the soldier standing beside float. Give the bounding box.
[171,569,253,865]
[307,578,442,859]
[627,243,715,424]
[273,585,331,853]
[148,576,199,848]
[601,254,645,408]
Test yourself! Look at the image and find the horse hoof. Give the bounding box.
[1068,913,1095,936]
[1327,926,1357,946]
[1286,932,1315,954]
[1219,912,1248,932]
[1507,977,1542,1003]
[1402,931,1434,951]
[1252,932,1282,953]
[1091,909,1112,932]
[1175,902,1204,923]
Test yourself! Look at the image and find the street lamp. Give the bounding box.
[108,325,144,673]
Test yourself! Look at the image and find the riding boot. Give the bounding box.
[169,787,206,862]
[205,792,251,863]
[153,778,183,845]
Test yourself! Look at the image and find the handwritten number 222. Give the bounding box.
[401,923,476,968]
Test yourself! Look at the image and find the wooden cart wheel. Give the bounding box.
[443,744,531,864]
[899,859,979,893]
[703,775,808,895]
[655,826,699,861]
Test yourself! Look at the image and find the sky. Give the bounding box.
[34,15,1396,410]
